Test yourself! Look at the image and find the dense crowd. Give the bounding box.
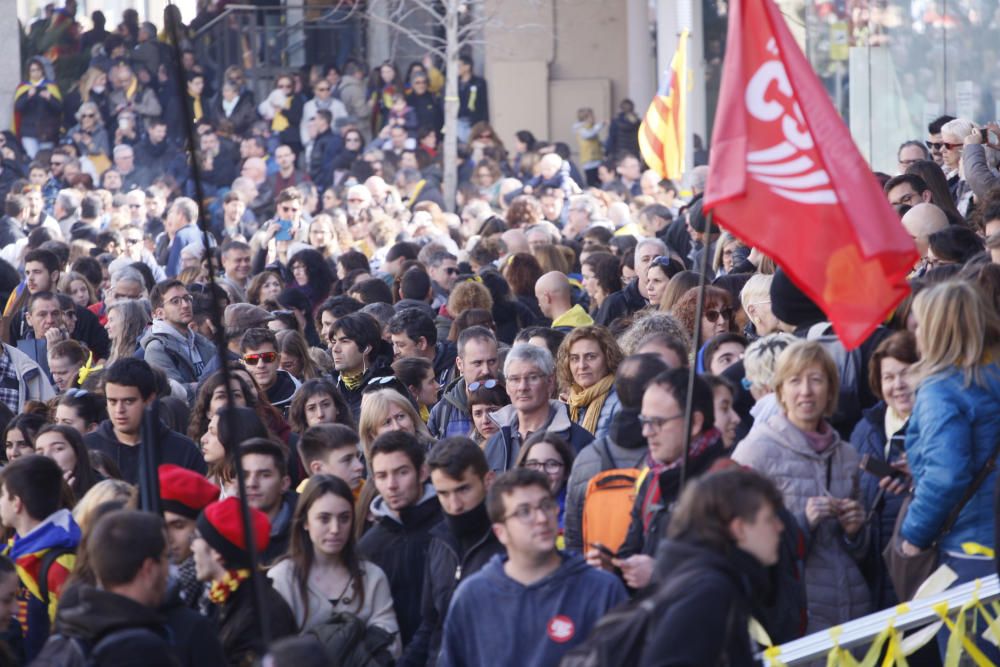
[4,3,1000,667]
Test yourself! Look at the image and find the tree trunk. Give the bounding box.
[442,0,460,213]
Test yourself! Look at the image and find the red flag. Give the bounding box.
[702,0,918,349]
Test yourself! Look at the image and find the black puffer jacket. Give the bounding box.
[637,541,765,667]
[357,485,442,647]
[594,278,646,327]
[214,577,297,667]
[400,502,504,667]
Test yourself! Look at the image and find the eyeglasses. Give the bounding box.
[504,497,559,523]
[128,203,143,209]
[940,142,962,151]
[315,86,330,92]
[705,307,734,323]
[638,413,684,432]
[444,267,458,275]
[468,379,499,392]
[925,141,943,151]
[124,237,142,245]
[243,351,277,365]
[524,459,565,474]
[80,113,96,118]
[367,376,396,387]
[65,388,89,398]
[651,256,677,269]
[167,295,193,306]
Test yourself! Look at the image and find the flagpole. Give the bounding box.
[679,210,715,490]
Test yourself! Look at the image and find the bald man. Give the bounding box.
[535,271,593,331]
[501,229,530,257]
[901,203,949,267]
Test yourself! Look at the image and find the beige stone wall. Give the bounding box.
[485,0,642,159]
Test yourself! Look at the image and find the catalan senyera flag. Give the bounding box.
[639,30,689,181]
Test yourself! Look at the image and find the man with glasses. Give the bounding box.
[485,344,593,472]
[439,468,625,667]
[895,140,929,175]
[606,368,724,591]
[301,78,347,150]
[426,250,458,310]
[429,326,499,438]
[406,73,443,133]
[536,271,593,331]
[141,279,216,399]
[240,327,300,415]
[926,114,955,167]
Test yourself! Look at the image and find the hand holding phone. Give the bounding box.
[275,218,294,241]
[859,454,902,479]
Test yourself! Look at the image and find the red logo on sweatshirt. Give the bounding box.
[547,615,575,643]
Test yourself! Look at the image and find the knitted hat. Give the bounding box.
[196,497,271,568]
[769,268,827,328]
[159,464,220,519]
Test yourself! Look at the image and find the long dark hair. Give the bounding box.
[286,475,366,628]
[209,406,268,485]
[189,371,257,442]
[288,248,335,300]
[35,423,100,501]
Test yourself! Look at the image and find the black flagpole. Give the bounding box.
[163,3,270,644]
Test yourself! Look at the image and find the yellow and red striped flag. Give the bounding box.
[639,30,689,180]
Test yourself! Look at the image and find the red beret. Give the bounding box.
[159,465,220,519]
[197,497,270,568]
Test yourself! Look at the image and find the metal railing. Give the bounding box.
[766,574,1000,665]
[191,4,367,100]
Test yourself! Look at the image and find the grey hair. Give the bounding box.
[110,266,147,294]
[56,189,81,217]
[619,312,690,356]
[113,144,134,158]
[170,197,199,223]
[75,101,103,125]
[504,342,555,378]
[635,237,667,257]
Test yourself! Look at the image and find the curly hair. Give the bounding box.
[447,280,493,319]
[555,325,624,390]
[671,286,735,342]
[618,311,691,356]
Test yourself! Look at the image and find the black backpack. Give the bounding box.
[31,627,172,667]
[305,611,396,667]
[559,568,736,667]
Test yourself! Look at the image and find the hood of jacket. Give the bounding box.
[488,400,573,432]
[551,304,594,329]
[609,408,645,450]
[654,538,768,599]
[55,585,166,641]
[267,369,301,406]
[369,481,440,526]
[442,376,470,412]
[141,319,192,349]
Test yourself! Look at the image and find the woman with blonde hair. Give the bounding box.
[895,281,1000,622]
[60,271,97,308]
[733,340,870,631]
[556,326,623,440]
[71,479,137,534]
[276,329,319,381]
[739,273,782,340]
[357,387,433,459]
[105,299,151,365]
[307,213,341,260]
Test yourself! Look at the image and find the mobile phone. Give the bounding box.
[981,128,990,143]
[590,542,617,559]
[275,218,294,241]
[859,454,902,479]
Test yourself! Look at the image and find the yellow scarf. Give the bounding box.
[341,370,364,392]
[208,568,251,605]
[419,403,430,423]
[271,96,291,133]
[191,93,203,121]
[567,374,616,435]
[125,76,138,101]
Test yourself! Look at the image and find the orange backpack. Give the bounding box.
[581,440,644,554]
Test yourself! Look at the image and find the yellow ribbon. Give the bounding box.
[76,351,103,386]
[962,543,996,559]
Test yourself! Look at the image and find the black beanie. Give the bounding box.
[685,195,719,235]
[769,268,826,328]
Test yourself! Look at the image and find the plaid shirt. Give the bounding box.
[0,347,21,414]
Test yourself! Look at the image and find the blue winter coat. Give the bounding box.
[901,366,1000,553]
[438,552,626,667]
[849,402,906,608]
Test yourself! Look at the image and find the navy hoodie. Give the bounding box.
[439,552,626,666]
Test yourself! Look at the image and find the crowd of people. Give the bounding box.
[3,3,1000,667]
